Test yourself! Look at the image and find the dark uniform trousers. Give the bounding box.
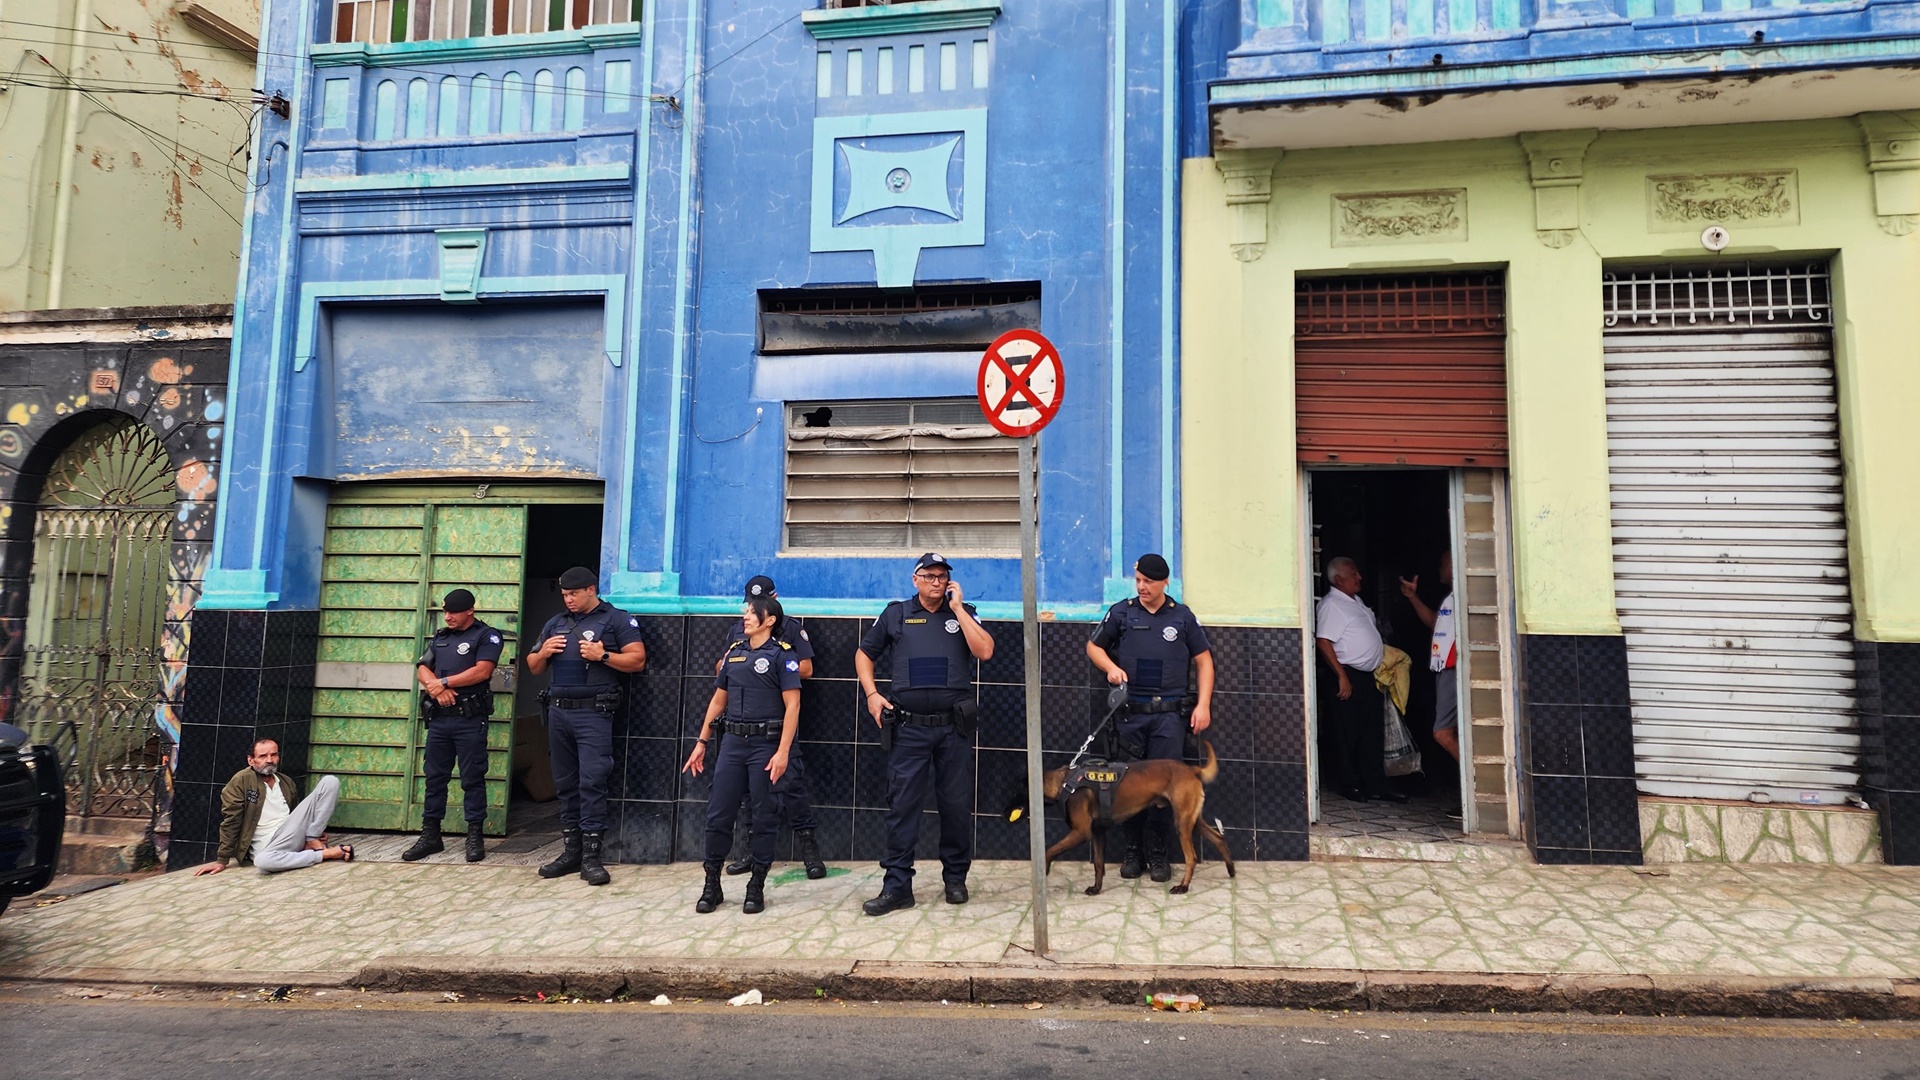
[770,750,817,833]
[1327,663,1388,797]
[881,721,974,894]
[1115,706,1189,841]
[422,717,489,824]
[549,706,614,832]
[707,734,783,866]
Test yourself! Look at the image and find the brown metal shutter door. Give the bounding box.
[1295,274,1509,467]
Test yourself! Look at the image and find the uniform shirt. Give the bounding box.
[537,601,642,694]
[860,596,979,713]
[721,616,814,666]
[1316,588,1384,672]
[418,619,505,680]
[716,635,804,723]
[249,777,290,860]
[1089,597,1212,698]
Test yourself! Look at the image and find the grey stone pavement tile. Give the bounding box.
[2,859,1917,983]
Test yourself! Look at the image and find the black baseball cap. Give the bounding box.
[914,552,952,573]
[744,575,777,599]
[1134,553,1171,582]
[442,588,476,612]
[557,566,598,590]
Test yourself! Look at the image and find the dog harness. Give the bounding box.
[1056,759,1134,827]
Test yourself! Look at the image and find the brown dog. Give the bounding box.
[1034,740,1236,896]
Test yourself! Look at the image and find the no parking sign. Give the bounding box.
[976,329,1064,437]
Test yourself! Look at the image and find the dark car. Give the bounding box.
[0,722,65,917]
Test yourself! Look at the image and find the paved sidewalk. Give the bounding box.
[4,857,1918,993]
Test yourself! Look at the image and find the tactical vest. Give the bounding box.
[544,603,627,695]
[424,620,498,679]
[1110,600,1193,696]
[723,639,793,723]
[888,598,975,692]
[1057,759,1134,826]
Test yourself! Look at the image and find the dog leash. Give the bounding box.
[1065,686,1131,771]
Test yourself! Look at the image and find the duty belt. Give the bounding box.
[1126,696,1191,714]
[720,719,781,737]
[894,709,954,726]
[550,695,602,709]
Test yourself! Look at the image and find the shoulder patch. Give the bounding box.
[630,617,639,628]
[490,634,501,644]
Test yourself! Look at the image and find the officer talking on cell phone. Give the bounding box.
[854,553,994,916]
[524,566,646,887]
[1085,553,1215,884]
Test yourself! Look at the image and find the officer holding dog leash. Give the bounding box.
[525,566,646,887]
[402,589,504,864]
[856,553,994,916]
[1086,553,1215,883]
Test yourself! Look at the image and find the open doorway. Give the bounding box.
[503,503,604,846]
[1308,468,1466,844]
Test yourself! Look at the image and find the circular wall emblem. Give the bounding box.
[1162,626,1179,642]
[887,167,912,193]
[945,619,961,634]
[754,657,771,674]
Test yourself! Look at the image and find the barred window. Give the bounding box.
[784,400,1020,554]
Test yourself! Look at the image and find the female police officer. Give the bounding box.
[681,594,801,914]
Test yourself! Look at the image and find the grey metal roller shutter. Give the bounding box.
[1602,266,1858,804]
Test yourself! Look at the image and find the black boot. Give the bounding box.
[796,829,827,880]
[1119,819,1145,879]
[725,853,752,875]
[465,823,486,863]
[539,828,582,878]
[1146,823,1173,884]
[743,864,769,915]
[401,819,444,862]
[696,861,725,914]
[579,830,611,887]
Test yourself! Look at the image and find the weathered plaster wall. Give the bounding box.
[1182,117,1920,641]
[0,0,258,310]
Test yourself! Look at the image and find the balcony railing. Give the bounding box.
[333,0,637,45]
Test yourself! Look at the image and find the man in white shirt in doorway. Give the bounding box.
[193,738,352,875]
[1401,552,1462,765]
[1315,557,1404,804]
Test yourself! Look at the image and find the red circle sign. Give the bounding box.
[976,329,1064,438]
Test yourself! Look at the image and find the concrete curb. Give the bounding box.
[345,957,1920,1020]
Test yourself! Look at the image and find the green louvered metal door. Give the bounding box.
[309,489,528,833]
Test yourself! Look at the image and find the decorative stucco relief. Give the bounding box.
[1331,189,1467,246]
[1647,170,1798,230]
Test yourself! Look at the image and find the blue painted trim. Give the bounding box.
[310,25,645,67]
[1160,0,1177,566]
[808,108,989,287]
[196,569,276,610]
[802,0,1002,40]
[1210,37,1920,106]
[1106,0,1126,588]
[293,163,631,193]
[660,0,706,581]
[750,350,982,401]
[292,275,627,372]
[606,570,682,608]
[614,594,1106,622]
[612,0,660,583]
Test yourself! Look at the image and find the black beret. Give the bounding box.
[1134,553,1171,582]
[558,566,598,590]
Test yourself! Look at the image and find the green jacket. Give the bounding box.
[216,769,302,866]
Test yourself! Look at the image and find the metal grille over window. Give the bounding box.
[1296,273,1505,338]
[785,400,1020,553]
[1603,262,1831,332]
[333,0,638,45]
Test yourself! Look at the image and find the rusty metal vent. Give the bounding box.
[759,283,1041,354]
[1296,273,1505,338]
[1603,262,1831,332]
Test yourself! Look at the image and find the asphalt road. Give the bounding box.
[4,991,1917,1080]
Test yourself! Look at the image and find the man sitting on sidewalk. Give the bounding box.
[192,738,353,875]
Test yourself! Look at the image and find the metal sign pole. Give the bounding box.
[1019,433,1049,957]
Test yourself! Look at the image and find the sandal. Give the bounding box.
[339,844,355,862]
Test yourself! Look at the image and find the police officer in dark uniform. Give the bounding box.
[1086,553,1215,882]
[524,566,646,886]
[714,575,825,880]
[855,553,994,916]
[402,589,505,863]
[682,593,801,915]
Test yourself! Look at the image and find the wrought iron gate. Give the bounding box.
[18,417,175,820]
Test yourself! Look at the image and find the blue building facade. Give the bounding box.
[167,0,1201,867]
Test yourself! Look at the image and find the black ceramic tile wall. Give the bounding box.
[1856,641,1920,864]
[1518,633,1639,865]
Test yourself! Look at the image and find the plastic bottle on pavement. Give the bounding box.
[1145,992,1204,1012]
